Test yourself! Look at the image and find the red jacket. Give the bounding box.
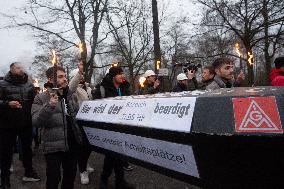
[269,68,284,86]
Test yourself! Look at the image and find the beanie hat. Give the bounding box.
[109,66,123,78]
[274,57,284,69]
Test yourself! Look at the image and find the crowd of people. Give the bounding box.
[0,56,284,189]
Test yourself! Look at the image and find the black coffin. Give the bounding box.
[76,87,284,188]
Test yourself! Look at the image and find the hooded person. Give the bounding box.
[93,66,135,189]
[269,57,284,86]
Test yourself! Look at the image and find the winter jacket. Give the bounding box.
[0,72,35,129]
[69,71,92,106]
[269,68,284,86]
[172,83,187,92]
[93,74,130,99]
[31,86,83,154]
[188,77,199,91]
[206,75,234,90]
[136,81,159,95]
[199,79,214,90]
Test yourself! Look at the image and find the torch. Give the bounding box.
[51,49,58,89]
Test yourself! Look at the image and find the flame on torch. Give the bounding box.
[33,79,39,86]
[139,77,146,88]
[79,42,84,53]
[51,49,57,65]
[51,49,58,88]
[248,51,254,65]
[235,43,241,57]
[156,60,161,70]
[112,63,118,67]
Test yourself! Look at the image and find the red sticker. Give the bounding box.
[233,97,283,133]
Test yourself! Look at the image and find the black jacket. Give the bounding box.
[0,72,35,128]
[136,81,159,95]
[93,74,130,99]
[172,83,187,92]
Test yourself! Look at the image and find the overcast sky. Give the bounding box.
[0,0,198,76]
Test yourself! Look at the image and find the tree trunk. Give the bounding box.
[128,64,135,94]
[152,0,161,73]
[262,0,272,85]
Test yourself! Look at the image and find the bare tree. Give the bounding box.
[197,0,284,85]
[31,37,79,81]
[106,0,153,92]
[3,0,109,83]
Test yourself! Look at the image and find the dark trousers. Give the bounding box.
[0,127,33,183]
[45,152,77,189]
[101,155,124,183]
[78,148,91,173]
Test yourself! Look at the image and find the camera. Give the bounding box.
[183,63,202,73]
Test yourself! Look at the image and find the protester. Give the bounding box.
[69,63,94,185]
[269,56,284,86]
[199,66,215,90]
[136,70,160,95]
[93,66,135,189]
[32,66,84,189]
[0,62,40,189]
[206,58,235,90]
[33,80,41,150]
[121,73,134,172]
[172,73,188,92]
[185,69,199,91]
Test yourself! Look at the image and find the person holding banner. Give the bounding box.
[93,66,135,189]
[32,66,84,189]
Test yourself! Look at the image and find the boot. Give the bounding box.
[115,180,135,189]
[0,177,10,189]
[99,179,108,189]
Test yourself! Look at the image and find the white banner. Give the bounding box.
[84,127,200,178]
[76,97,196,133]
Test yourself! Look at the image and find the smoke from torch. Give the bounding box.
[139,77,146,88]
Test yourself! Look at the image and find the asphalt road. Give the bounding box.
[8,150,201,189]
